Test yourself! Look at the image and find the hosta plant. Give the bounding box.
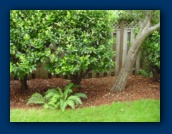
[27,83,87,111]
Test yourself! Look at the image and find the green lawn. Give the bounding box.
[10,99,160,122]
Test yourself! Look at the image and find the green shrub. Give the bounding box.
[10,10,115,87]
[27,83,87,111]
[10,10,49,90]
[140,30,160,80]
[44,10,115,85]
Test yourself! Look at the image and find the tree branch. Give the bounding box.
[137,11,152,39]
[147,22,160,34]
[81,68,92,78]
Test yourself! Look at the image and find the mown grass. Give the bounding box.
[10,99,160,122]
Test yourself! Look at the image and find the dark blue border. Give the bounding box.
[1,0,171,134]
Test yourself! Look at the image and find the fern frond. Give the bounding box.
[44,92,57,101]
[59,99,65,111]
[46,88,59,94]
[48,94,61,105]
[64,88,73,99]
[44,103,57,109]
[60,100,76,111]
[66,100,75,110]
[65,83,75,90]
[68,96,82,105]
[27,93,45,105]
[57,87,63,97]
[74,93,87,99]
[44,88,60,100]
[60,102,68,112]
[54,102,60,109]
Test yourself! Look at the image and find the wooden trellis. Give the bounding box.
[114,20,140,75]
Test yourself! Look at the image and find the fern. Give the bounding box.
[26,83,87,111]
[27,93,45,105]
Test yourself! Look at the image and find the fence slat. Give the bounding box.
[122,29,128,65]
[130,29,135,45]
[115,30,120,75]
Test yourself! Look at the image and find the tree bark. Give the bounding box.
[20,75,28,90]
[70,68,92,85]
[70,74,82,85]
[111,20,160,91]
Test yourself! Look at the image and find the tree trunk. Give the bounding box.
[70,74,82,85]
[20,75,28,90]
[111,20,160,91]
[70,68,92,85]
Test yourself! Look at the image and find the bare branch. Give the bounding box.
[147,22,160,34]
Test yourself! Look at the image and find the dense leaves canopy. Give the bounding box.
[10,10,48,79]
[44,10,115,75]
[10,10,115,83]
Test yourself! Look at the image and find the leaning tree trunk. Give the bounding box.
[111,18,160,91]
[20,75,28,90]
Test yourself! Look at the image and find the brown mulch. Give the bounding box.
[10,75,160,109]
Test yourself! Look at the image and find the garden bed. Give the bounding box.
[10,75,160,109]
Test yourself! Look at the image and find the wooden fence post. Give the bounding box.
[115,30,120,75]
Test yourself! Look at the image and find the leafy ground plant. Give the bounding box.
[27,83,87,111]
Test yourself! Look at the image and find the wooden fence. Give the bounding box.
[10,20,140,80]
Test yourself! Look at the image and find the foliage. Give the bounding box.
[10,10,48,80]
[10,62,14,74]
[43,10,115,84]
[10,10,115,85]
[114,10,160,24]
[27,93,45,105]
[139,69,153,78]
[140,30,160,78]
[27,83,87,111]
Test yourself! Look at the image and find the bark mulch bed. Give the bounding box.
[10,75,160,109]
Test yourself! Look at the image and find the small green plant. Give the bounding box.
[139,69,153,78]
[139,69,148,77]
[27,93,45,105]
[27,83,87,111]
